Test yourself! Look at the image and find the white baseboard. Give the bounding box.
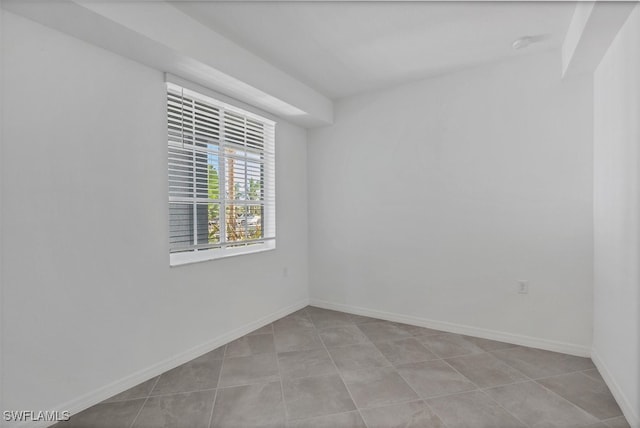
[20,298,604,427]
[309,299,591,357]
[22,299,308,428]
[591,348,640,428]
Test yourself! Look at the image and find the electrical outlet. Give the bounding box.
[283,267,289,278]
[517,280,529,294]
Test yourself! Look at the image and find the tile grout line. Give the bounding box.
[478,378,533,391]
[272,332,290,424]
[315,308,529,428]
[572,372,626,422]
[390,336,479,404]
[168,350,514,391]
[477,353,614,425]
[94,307,613,428]
[354,395,424,411]
[307,307,370,428]
[530,366,601,382]
[419,341,614,425]
[484,351,610,422]
[352,318,454,428]
[128,374,161,428]
[278,308,614,427]
[421,399,453,428]
[391,356,475,427]
[477,370,608,424]
[440,350,536,389]
[532,376,612,423]
[439,358,532,428]
[207,344,227,428]
[601,416,629,426]
[286,408,366,425]
[146,386,218,399]
[349,314,457,428]
[392,333,529,427]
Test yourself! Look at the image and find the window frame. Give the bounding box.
[166,79,276,266]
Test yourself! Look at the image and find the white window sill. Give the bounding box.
[170,242,276,267]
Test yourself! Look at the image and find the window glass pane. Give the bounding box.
[207,163,220,201]
[225,204,245,242]
[223,149,240,201]
[169,202,193,252]
[224,205,263,242]
[246,160,264,202]
[168,146,195,198]
[170,202,216,251]
[244,204,264,240]
[208,202,221,244]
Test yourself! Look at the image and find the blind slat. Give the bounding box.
[167,83,275,255]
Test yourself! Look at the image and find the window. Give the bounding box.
[167,82,276,265]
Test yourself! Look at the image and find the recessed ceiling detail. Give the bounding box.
[173,2,576,100]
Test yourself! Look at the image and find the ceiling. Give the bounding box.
[173,2,576,100]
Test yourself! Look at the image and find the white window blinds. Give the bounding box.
[167,82,276,264]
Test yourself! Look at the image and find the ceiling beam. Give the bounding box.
[562,1,637,78]
[2,0,333,128]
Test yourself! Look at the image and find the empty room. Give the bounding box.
[0,0,639,427]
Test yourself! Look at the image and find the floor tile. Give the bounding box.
[53,399,145,428]
[304,306,331,315]
[392,322,443,337]
[604,416,631,428]
[490,346,595,379]
[287,411,367,428]
[485,380,599,427]
[103,376,158,403]
[327,343,391,373]
[426,390,526,428]
[61,308,626,428]
[308,308,355,329]
[151,352,222,395]
[274,310,315,331]
[582,368,605,382]
[218,353,279,387]
[278,348,337,380]
[205,346,226,361]
[348,313,380,324]
[274,327,324,353]
[282,374,356,420]
[248,323,273,335]
[357,321,414,342]
[538,372,623,420]
[375,338,438,365]
[360,400,445,428]
[445,352,528,388]
[417,333,484,358]
[211,382,285,428]
[461,335,518,351]
[132,390,215,428]
[318,325,370,347]
[225,333,275,358]
[342,366,419,409]
[396,360,476,399]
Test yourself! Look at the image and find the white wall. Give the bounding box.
[0,2,5,417]
[0,11,308,418]
[593,5,640,426]
[308,51,594,352]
